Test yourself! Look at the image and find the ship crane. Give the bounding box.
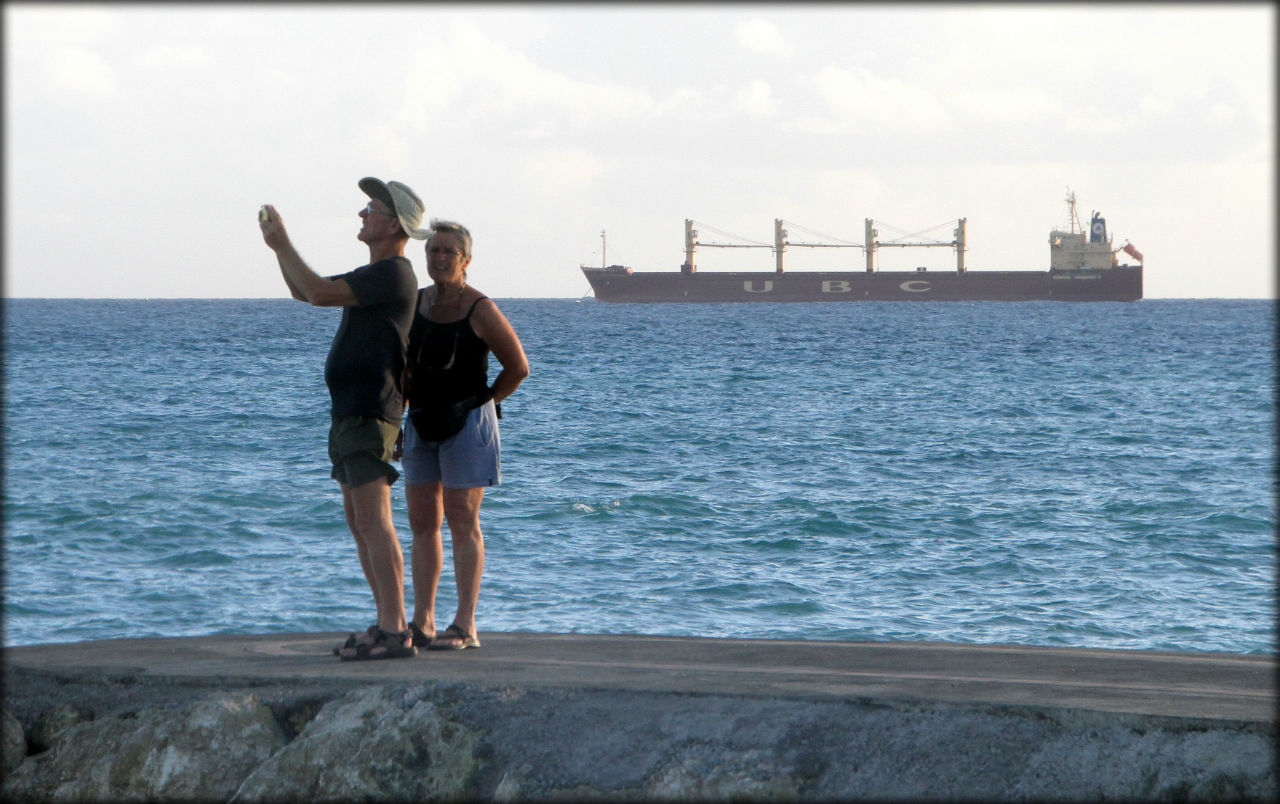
[773,220,862,274]
[863,218,967,273]
[682,219,773,273]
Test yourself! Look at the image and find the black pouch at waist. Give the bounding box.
[408,389,494,442]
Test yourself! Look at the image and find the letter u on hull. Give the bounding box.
[744,281,774,293]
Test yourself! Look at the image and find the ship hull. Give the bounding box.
[582,266,1142,302]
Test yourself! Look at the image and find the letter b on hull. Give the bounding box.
[744,281,774,293]
[822,280,851,293]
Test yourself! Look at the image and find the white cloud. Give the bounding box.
[952,87,1064,126]
[734,18,791,57]
[46,47,118,96]
[135,43,211,69]
[652,87,705,119]
[735,80,779,119]
[361,124,413,171]
[805,64,952,133]
[7,5,116,47]
[1062,109,1135,137]
[4,6,121,98]
[520,148,609,197]
[1136,95,1178,118]
[1205,102,1237,125]
[399,20,659,134]
[781,115,847,136]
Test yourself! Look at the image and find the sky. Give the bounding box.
[4,3,1274,300]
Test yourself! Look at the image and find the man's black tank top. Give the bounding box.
[405,293,490,409]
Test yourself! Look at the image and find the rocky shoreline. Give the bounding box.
[4,664,1275,801]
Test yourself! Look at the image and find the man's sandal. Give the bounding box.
[428,623,481,651]
[333,623,378,656]
[338,627,417,661]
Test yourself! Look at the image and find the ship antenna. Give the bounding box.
[601,229,606,269]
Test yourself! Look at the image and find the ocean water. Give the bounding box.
[3,298,1274,653]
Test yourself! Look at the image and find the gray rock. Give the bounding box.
[30,703,89,751]
[1,675,1274,801]
[232,685,479,802]
[0,694,286,801]
[2,708,26,776]
[1009,725,1278,800]
[645,750,803,800]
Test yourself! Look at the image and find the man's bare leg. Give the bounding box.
[343,478,407,636]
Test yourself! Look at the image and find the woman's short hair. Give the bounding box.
[429,219,473,260]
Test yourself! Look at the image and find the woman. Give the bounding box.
[400,220,529,650]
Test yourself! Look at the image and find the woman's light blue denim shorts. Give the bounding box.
[401,401,501,489]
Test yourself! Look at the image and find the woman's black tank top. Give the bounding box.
[405,293,490,408]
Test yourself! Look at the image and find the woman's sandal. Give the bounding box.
[339,627,417,661]
[409,622,435,648]
[333,623,378,656]
[428,623,481,651]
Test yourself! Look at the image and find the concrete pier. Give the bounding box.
[3,633,1275,800]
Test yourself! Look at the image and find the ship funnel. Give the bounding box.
[1090,212,1108,243]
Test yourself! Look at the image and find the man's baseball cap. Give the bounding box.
[358,177,429,240]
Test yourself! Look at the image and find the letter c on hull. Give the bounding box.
[900,280,931,293]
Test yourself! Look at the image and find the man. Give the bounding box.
[258,177,426,660]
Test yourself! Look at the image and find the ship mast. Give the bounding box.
[1066,189,1082,235]
[683,219,696,273]
[601,229,606,269]
[775,219,787,273]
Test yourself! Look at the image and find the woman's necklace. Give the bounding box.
[430,283,466,308]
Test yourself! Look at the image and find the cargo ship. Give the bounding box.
[581,192,1143,302]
